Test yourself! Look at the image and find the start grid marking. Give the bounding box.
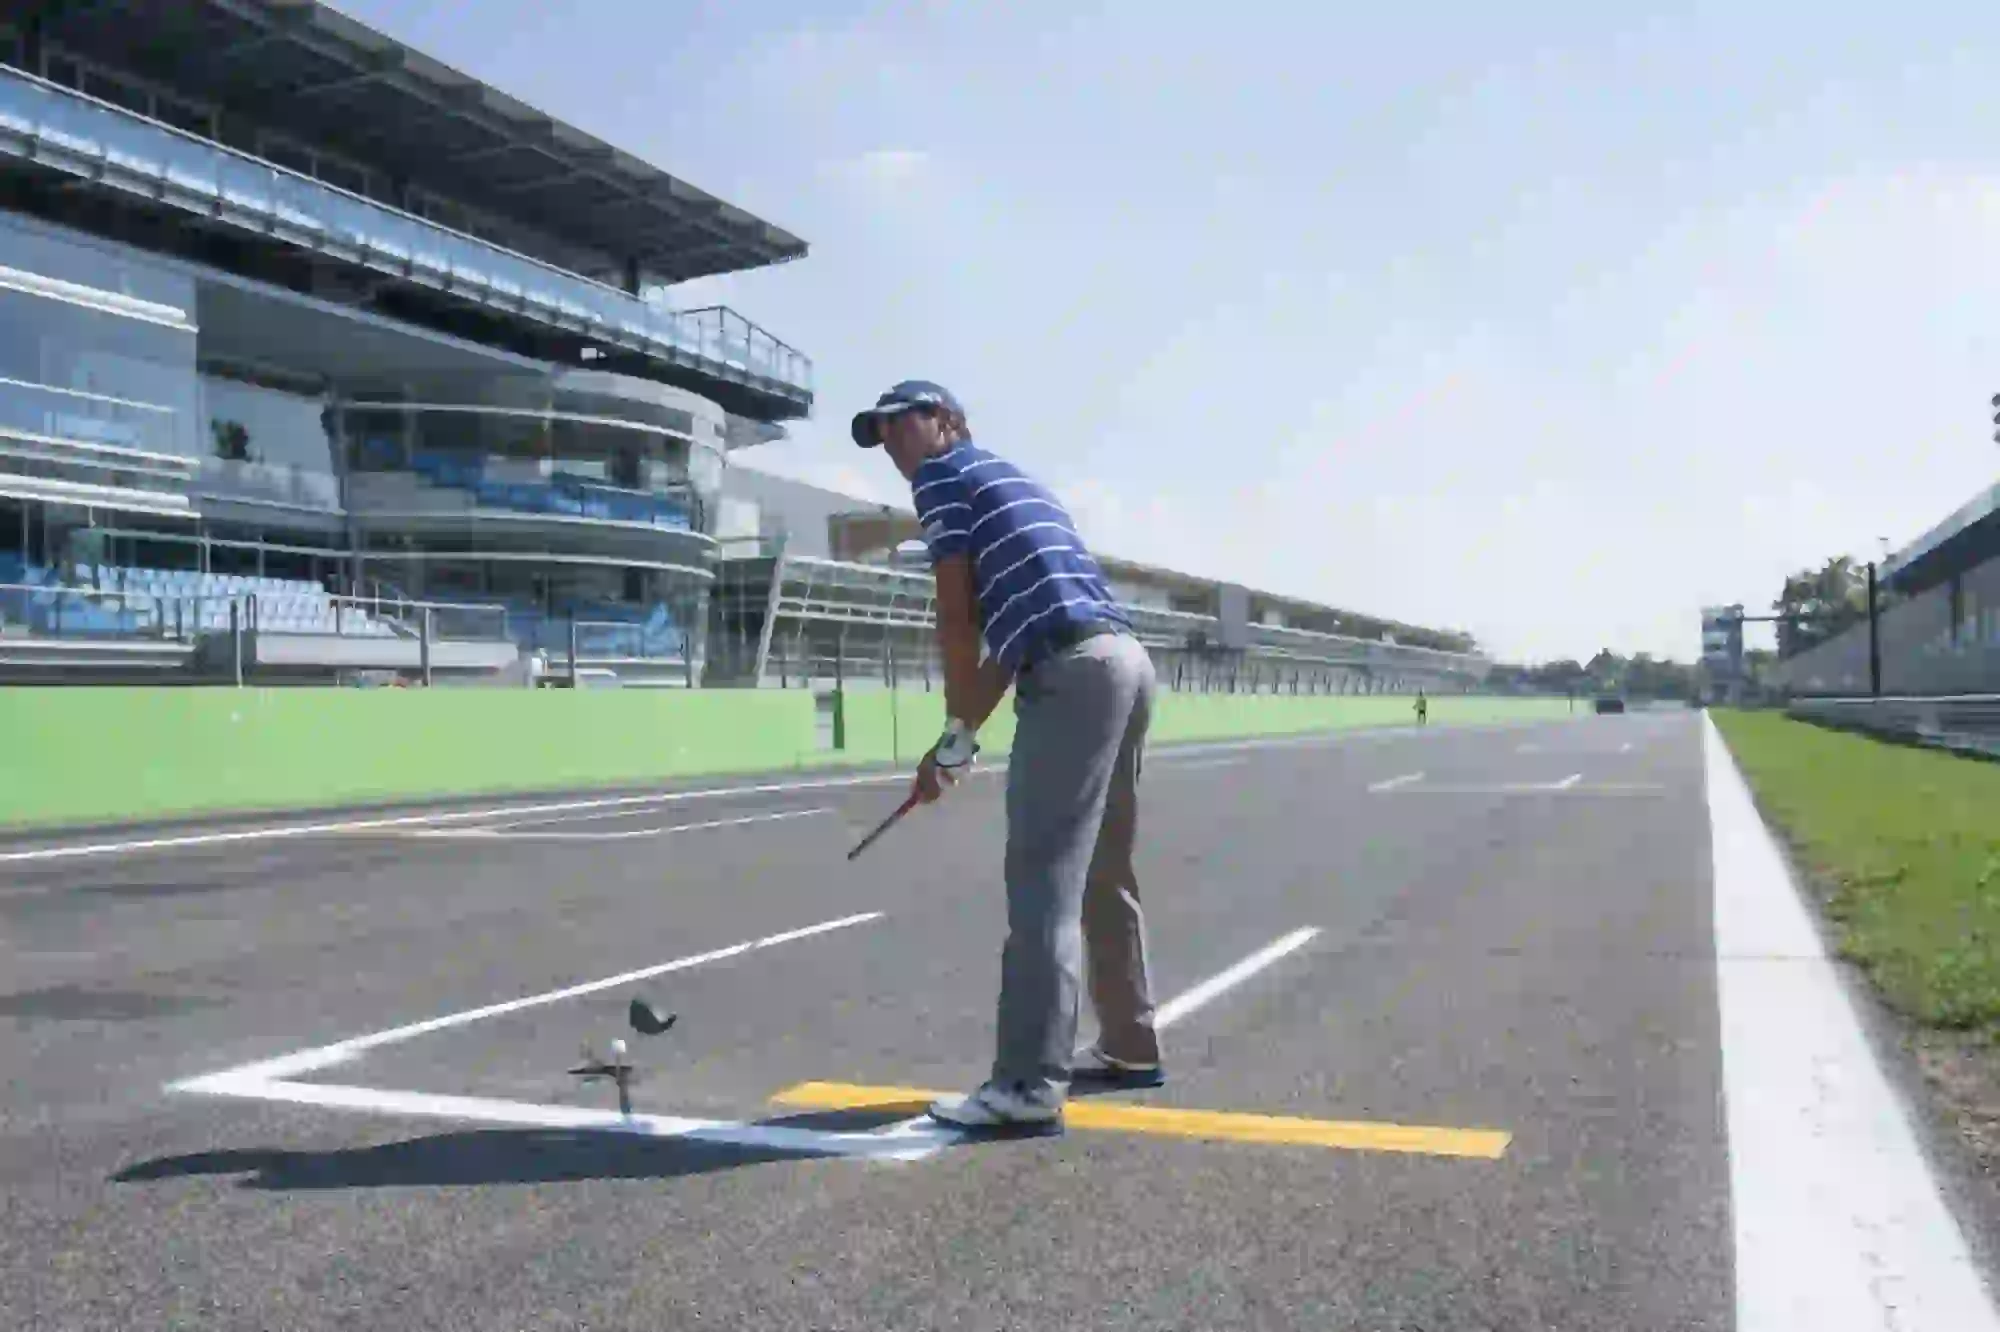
[165,914,1514,1164]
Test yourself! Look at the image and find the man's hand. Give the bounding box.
[912,747,954,804]
[912,720,977,804]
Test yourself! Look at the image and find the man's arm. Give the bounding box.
[932,551,1013,732]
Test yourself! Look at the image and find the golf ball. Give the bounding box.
[609,1038,627,1061]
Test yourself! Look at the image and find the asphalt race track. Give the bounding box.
[0,712,1989,1330]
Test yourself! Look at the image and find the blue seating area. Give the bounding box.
[392,448,693,530]
[5,554,680,655]
[0,556,49,588]
[0,562,398,639]
[0,559,153,637]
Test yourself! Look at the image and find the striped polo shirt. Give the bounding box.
[910,440,1130,670]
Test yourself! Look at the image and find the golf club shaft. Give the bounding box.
[848,792,919,860]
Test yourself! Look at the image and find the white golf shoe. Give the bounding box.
[926,1079,1065,1137]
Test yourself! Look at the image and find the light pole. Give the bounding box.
[1867,559,1880,699]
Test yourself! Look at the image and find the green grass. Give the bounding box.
[1713,709,2000,1029]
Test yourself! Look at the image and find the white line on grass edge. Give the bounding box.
[1703,713,2000,1331]
[0,773,922,865]
[167,912,936,1162]
[1,716,1565,865]
[407,807,832,842]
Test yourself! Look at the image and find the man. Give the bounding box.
[852,379,1163,1135]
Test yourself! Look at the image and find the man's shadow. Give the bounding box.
[112,1107,921,1193]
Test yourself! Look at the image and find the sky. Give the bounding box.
[335,0,2000,663]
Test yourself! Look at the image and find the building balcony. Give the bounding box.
[0,64,813,414]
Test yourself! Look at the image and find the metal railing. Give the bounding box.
[0,579,511,646]
[194,458,343,512]
[306,590,510,644]
[1788,695,2000,759]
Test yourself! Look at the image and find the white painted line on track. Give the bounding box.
[172,911,882,1086]
[163,911,933,1162]
[1554,772,1583,790]
[1704,714,2000,1331]
[1620,741,1633,753]
[1371,778,1660,796]
[1147,757,1249,773]
[1368,772,1425,792]
[408,807,831,841]
[177,1075,944,1163]
[865,926,1330,1155]
[1152,926,1322,1031]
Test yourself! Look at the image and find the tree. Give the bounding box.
[210,418,255,464]
[1773,555,1867,657]
[1495,650,1699,701]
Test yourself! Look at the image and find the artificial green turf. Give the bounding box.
[1713,709,2000,1028]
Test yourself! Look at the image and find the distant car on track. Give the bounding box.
[1593,695,1626,715]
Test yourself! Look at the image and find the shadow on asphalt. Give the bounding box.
[111,1110,920,1191]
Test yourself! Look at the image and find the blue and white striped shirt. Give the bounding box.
[910,440,1129,671]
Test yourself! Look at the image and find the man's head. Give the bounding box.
[851,380,968,480]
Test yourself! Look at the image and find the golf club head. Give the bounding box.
[629,997,678,1036]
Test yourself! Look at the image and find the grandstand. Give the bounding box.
[0,1,1487,693]
[0,0,806,683]
[700,470,1492,694]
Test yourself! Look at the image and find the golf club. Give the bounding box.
[847,790,920,861]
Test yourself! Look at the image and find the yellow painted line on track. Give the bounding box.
[769,1081,1511,1159]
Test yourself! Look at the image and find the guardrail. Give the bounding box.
[1787,695,2000,760]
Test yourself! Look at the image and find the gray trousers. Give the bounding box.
[991,629,1161,1100]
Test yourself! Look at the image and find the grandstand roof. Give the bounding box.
[724,464,1482,653]
[1884,479,2000,593]
[21,0,807,284]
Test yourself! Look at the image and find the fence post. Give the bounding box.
[684,631,695,688]
[230,599,244,688]
[889,642,901,765]
[832,634,847,751]
[420,606,433,687]
[568,616,579,688]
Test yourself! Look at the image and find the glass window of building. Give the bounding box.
[0,287,198,460]
[197,375,339,511]
[1,214,199,315]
